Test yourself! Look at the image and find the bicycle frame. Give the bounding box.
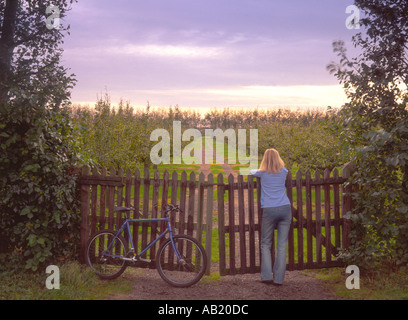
[103,215,181,262]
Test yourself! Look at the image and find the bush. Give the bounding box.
[0,104,83,271]
[328,1,408,270]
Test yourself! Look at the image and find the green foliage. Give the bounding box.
[258,116,343,171]
[0,104,83,271]
[0,1,78,107]
[71,98,342,173]
[204,107,344,171]
[70,96,166,172]
[328,0,408,270]
[0,0,83,271]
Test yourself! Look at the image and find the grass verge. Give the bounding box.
[0,261,133,300]
[302,267,408,300]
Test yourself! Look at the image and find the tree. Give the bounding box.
[328,0,408,270]
[0,0,76,107]
[0,0,81,271]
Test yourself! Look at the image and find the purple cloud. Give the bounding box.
[62,0,359,108]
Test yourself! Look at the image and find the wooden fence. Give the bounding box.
[78,164,354,275]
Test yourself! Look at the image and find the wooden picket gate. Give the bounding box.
[217,167,353,275]
[78,164,354,275]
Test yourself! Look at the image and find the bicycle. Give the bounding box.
[86,203,208,287]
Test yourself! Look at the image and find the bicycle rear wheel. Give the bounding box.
[156,235,207,287]
[86,230,129,280]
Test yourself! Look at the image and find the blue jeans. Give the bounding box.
[260,205,291,284]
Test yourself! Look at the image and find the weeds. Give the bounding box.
[0,261,132,300]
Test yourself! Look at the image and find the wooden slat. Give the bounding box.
[107,167,116,231]
[305,170,313,268]
[179,171,187,235]
[170,171,178,236]
[123,169,132,244]
[205,173,214,275]
[289,177,347,186]
[187,172,196,237]
[99,167,107,230]
[133,168,141,253]
[256,177,263,271]
[116,168,124,231]
[228,174,236,275]
[247,174,256,273]
[160,170,169,246]
[80,166,90,263]
[296,170,304,269]
[168,170,178,268]
[150,170,160,256]
[78,175,123,186]
[114,168,123,255]
[90,167,98,235]
[125,169,132,208]
[286,170,295,271]
[315,170,323,264]
[196,173,205,246]
[141,167,150,258]
[224,219,339,233]
[324,168,332,263]
[79,174,346,188]
[217,173,227,276]
[333,169,341,249]
[237,175,247,274]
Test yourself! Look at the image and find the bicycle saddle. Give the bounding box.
[114,206,135,212]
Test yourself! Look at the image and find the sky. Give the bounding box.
[62,0,362,111]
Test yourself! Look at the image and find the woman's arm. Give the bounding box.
[249,169,261,177]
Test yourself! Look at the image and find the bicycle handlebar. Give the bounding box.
[164,203,174,210]
[151,203,182,215]
[163,203,182,214]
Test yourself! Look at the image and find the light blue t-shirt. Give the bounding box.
[250,168,290,208]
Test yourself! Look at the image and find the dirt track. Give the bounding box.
[110,267,342,300]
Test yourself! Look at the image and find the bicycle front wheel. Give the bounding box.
[156,235,207,287]
[86,230,129,280]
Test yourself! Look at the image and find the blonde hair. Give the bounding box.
[259,148,285,174]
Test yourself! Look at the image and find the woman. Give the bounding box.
[250,148,291,286]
